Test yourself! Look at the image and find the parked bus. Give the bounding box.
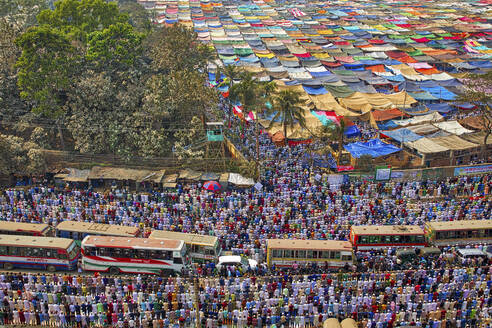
[350,225,426,251]
[0,221,53,236]
[56,221,140,243]
[149,230,220,263]
[81,236,187,275]
[0,235,79,272]
[425,220,492,246]
[266,239,354,269]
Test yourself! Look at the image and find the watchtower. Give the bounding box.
[205,122,226,171]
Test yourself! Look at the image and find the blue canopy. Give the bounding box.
[303,85,328,95]
[427,103,455,113]
[420,86,457,101]
[382,128,423,143]
[377,120,398,130]
[344,139,401,158]
[344,125,361,138]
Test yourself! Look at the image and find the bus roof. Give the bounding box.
[82,236,184,251]
[56,221,139,236]
[426,220,492,231]
[267,239,352,251]
[351,225,424,235]
[0,235,74,249]
[0,221,50,233]
[149,230,218,246]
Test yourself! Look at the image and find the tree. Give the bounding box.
[460,71,492,160]
[86,22,144,72]
[173,116,205,160]
[160,70,218,126]
[146,24,215,74]
[315,119,346,166]
[216,64,241,126]
[37,0,128,43]
[117,0,152,33]
[0,133,46,176]
[15,26,76,118]
[230,72,275,178]
[269,89,308,144]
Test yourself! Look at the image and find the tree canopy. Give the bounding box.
[0,0,221,175]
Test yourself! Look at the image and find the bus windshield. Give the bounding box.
[67,242,79,259]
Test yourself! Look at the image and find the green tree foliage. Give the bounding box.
[15,26,77,117]
[4,0,220,173]
[117,0,152,33]
[315,119,346,166]
[269,89,307,142]
[86,22,144,71]
[37,0,127,42]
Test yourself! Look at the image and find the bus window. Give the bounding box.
[45,249,55,258]
[306,251,313,258]
[121,248,133,258]
[342,255,352,261]
[9,247,23,256]
[321,251,330,259]
[335,252,341,259]
[113,248,123,258]
[174,257,183,264]
[297,250,306,258]
[478,230,485,237]
[329,251,335,259]
[369,236,380,244]
[273,249,282,258]
[136,249,148,259]
[0,246,6,255]
[360,236,369,244]
[416,236,424,243]
[58,252,68,260]
[284,250,292,258]
[384,235,391,243]
[392,235,401,243]
[312,251,319,258]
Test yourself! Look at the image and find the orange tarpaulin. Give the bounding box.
[416,67,441,75]
[366,64,386,73]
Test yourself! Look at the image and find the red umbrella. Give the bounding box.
[203,181,221,191]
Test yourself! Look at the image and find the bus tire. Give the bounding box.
[4,263,13,270]
[47,265,56,272]
[109,267,120,275]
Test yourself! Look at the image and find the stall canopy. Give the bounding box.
[382,128,424,143]
[344,139,401,158]
[404,138,450,154]
[228,173,255,186]
[432,121,474,136]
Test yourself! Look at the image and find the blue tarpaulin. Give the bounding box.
[344,125,361,138]
[427,103,455,113]
[377,120,398,130]
[382,128,423,143]
[420,86,457,100]
[344,139,401,158]
[303,85,328,95]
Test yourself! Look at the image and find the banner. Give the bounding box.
[454,164,492,176]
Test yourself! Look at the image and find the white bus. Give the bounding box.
[0,235,79,272]
[149,230,220,263]
[266,239,354,270]
[81,236,187,275]
[0,221,53,236]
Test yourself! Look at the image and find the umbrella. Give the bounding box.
[203,181,221,191]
